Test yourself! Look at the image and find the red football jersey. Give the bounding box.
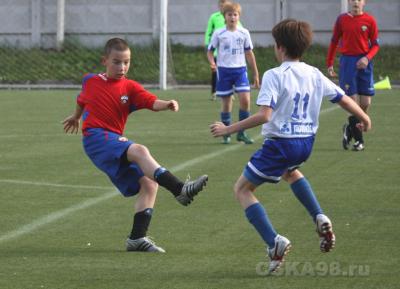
[77,73,157,135]
[326,12,379,67]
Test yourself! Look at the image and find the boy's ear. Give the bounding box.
[277,45,286,54]
[101,56,107,65]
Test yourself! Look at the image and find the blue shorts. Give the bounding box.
[83,128,144,197]
[216,67,250,97]
[243,136,315,186]
[339,55,375,96]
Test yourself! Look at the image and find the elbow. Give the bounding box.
[259,113,270,124]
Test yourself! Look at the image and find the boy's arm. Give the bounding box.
[210,106,272,137]
[326,16,342,77]
[245,50,260,88]
[357,17,380,70]
[338,95,371,131]
[62,103,84,134]
[152,99,179,112]
[207,50,217,71]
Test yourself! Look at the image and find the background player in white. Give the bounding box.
[210,19,371,273]
[207,1,259,144]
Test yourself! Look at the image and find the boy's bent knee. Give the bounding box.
[282,169,303,184]
[139,177,158,194]
[127,143,150,161]
[234,176,255,200]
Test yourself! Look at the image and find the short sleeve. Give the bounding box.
[244,29,253,51]
[320,72,345,103]
[76,91,85,107]
[257,70,279,109]
[128,80,158,111]
[208,30,219,51]
[77,73,96,107]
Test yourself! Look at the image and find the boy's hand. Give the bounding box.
[356,57,369,70]
[210,62,217,71]
[210,121,228,137]
[62,115,80,134]
[167,100,179,112]
[327,66,337,77]
[253,76,260,89]
[356,118,372,132]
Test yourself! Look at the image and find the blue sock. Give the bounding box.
[239,109,250,121]
[245,203,277,248]
[238,110,250,134]
[220,112,231,127]
[291,177,323,222]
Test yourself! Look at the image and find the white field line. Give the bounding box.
[0,106,338,244]
[0,192,119,243]
[0,179,112,190]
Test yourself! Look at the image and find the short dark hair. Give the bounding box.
[272,19,313,59]
[104,38,130,56]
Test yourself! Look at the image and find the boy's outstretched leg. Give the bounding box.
[126,144,208,206]
[315,214,335,253]
[285,170,335,252]
[234,175,291,273]
[154,168,208,206]
[126,177,165,252]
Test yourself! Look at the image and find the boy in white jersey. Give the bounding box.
[210,19,371,273]
[207,2,259,144]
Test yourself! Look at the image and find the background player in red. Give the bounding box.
[326,0,379,151]
[62,38,208,253]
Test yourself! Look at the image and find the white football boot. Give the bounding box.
[126,237,165,253]
[267,234,292,273]
[316,214,336,252]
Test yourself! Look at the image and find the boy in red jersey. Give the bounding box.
[326,0,379,151]
[62,38,208,252]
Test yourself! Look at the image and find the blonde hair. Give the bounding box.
[223,2,241,16]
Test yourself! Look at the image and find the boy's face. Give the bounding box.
[349,0,365,15]
[102,48,131,79]
[225,10,240,29]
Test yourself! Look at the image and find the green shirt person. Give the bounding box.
[205,10,226,49]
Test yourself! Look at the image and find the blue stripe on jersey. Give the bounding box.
[218,29,228,36]
[82,73,97,89]
[330,92,343,103]
[82,110,89,121]
[269,97,276,109]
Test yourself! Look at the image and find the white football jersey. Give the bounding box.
[257,61,345,138]
[208,26,253,68]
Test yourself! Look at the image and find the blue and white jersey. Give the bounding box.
[208,26,253,68]
[257,61,344,138]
